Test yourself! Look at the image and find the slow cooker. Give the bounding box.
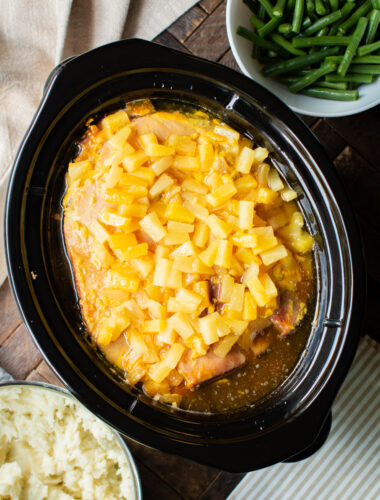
[5,39,365,472]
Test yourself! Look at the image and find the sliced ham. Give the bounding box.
[271,291,307,336]
[178,347,246,388]
[132,112,196,142]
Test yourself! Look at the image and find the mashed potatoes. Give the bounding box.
[0,385,137,500]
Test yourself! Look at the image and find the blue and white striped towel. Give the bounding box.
[229,336,380,500]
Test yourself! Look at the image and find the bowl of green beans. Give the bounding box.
[226,0,380,116]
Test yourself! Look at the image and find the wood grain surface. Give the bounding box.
[1,1,379,498]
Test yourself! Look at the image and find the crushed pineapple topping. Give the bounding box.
[63,101,313,406]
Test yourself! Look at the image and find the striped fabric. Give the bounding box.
[228,336,380,500]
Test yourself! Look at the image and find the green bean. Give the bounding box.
[300,87,358,100]
[357,39,380,55]
[258,16,282,37]
[257,0,275,17]
[287,0,296,11]
[316,80,348,89]
[306,0,315,15]
[350,63,380,73]
[301,16,313,30]
[329,3,356,35]
[329,0,339,10]
[338,17,368,76]
[289,62,337,92]
[258,4,267,19]
[371,0,380,8]
[354,55,380,63]
[237,26,290,56]
[326,73,374,83]
[292,0,305,34]
[243,0,258,13]
[262,46,340,76]
[270,33,307,54]
[338,0,372,34]
[292,35,351,48]
[249,16,306,55]
[278,22,293,33]
[315,0,327,15]
[309,27,328,54]
[325,55,343,63]
[366,9,380,43]
[303,10,343,35]
[273,0,287,17]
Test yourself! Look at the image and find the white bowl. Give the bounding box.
[226,0,380,117]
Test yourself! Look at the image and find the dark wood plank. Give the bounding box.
[219,49,240,72]
[36,360,65,387]
[134,458,185,500]
[333,146,380,233]
[168,5,207,43]
[0,279,22,344]
[311,119,347,161]
[125,438,219,500]
[297,114,319,128]
[154,31,190,53]
[327,107,380,171]
[199,471,245,500]
[199,0,224,14]
[0,323,42,379]
[185,2,229,61]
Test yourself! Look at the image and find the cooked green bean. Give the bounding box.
[371,0,380,8]
[237,26,290,56]
[326,73,374,83]
[316,80,348,90]
[257,0,275,17]
[303,9,342,35]
[306,0,315,15]
[273,0,287,17]
[258,4,267,19]
[309,26,328,54]
[354,55,380,63]
[250,14,265,30]
[329,0,338,10]
[292,0,305,34]
[350,63,380,74]
[338,17,368,76]
[338,0,372,34]
[270,33,307,55]
[292,35,350,48]
[329,3,356,35]
[289,62,337,92]
[300,87,358,100]
[278,22,293,33]
[315,0,327,16]
[366,9,380,44]
[259,16,282,36]
[301,16,313,30]
[262,46,340,76]
[357,39,380,56]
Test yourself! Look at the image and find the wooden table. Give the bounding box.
[1,0,379,498]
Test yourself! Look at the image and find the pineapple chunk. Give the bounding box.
[149,173,174,198]
[230,283,245,312]
[246,276,270,307]
[198,313,220,345]
[260,244,288,266]
[206,214,231,239]
[129,256,154,278]
[214,239,232,268]
[164,343,186,368]
[147,299,166,319]
[253,147,269,166]
[182,178,208,194]
[172,256,195,273]
[168,312,194,339]
[88,220,111,243]
[170,240,196,258]
[122,150,149,172]
[235,174,257,192]
[214,124,240,142]
[149,361,172,384]
[143,319,167,333]
[100,211,130,227]
[173,156,200,171]
[105,165,124,188]
[132,167,156,185]
[236,147,255,174]
[199,239,219,267]
[193,222,210,248]
[163,232,190,246]
[139,132,157,149]
[167,267,183,289]
[151,155,173,176]
[168,135,197,155]
[165,201,195,224]
[109,233,137,251]
[213,333,239,358]
[250,227,278,253]
[167,221,194,233]
[206,184,237,208]
[101,110,130,135]
[146,143,175,157]
[219,274,234,303]
[243,291,257,320]
[183,200,209,222]
[68,160,92,183]
[238,201,254,230]
[153,258,172,287]
[175,288,202,312]
[139,212,167,242]
[198,143,214,169]
[108,125,131,149]
[268,168,284,191]
[119,203,148,218]
[104,188,134,205]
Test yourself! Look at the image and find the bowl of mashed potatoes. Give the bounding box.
[0,382,141,500]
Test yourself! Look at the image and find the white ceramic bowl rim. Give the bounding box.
[226,0,380,117]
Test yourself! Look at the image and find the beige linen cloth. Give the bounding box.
[0,0,198,285]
